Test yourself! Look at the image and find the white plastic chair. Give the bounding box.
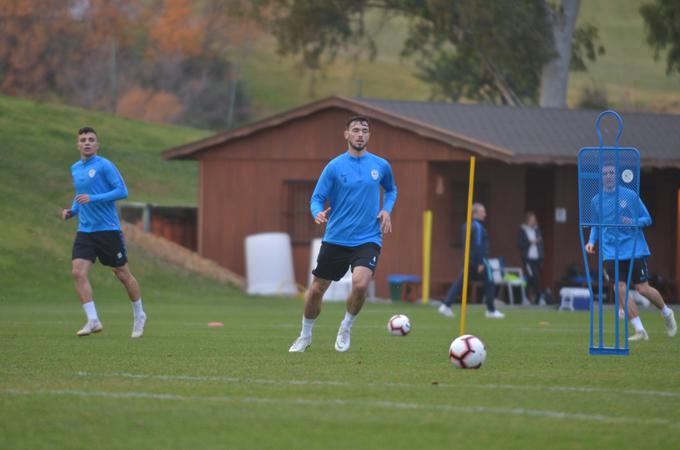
[487,258,528,305]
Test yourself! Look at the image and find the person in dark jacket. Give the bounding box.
[438,203,505,319]
[518,211,545,305]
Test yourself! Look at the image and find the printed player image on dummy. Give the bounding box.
[578,110,642,356]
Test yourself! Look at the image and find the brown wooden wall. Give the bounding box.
[193,106,680,301]
[121,205,197,251]
[552,166,588,286]
[424,162,679,300]
[425,161,527,296]
[150,212,197,251]
[640,169,680,295]
[196,107,453,297]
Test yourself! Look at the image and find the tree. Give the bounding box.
[0,0,255,129]
[257,0,603,106]
[400,0,555,105]
[539,0,579,107]
[0,0,142,107]
[148,0,204,58]
[640,0,680,75]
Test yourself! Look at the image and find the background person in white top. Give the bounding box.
[518,212,545,305]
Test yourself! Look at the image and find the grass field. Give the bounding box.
[2,288,680,450]
[569,0,680,111]
[2,77,680,449]
[0,93,209,288]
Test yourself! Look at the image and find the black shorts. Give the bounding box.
[72,231,128,267]
[313,242,381,281]
[604,257,648,285]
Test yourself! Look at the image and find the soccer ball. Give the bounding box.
[387,314,411,336]
[449,334,486,369]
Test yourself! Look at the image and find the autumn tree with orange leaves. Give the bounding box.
[0,0,257,129]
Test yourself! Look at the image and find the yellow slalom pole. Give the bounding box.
[459,157,476,336]
[421,210,432,305]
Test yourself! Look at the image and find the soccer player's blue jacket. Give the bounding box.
[69,155,128,232]
[311,150,397,247]
[588,186,651,260]
[461,219,488,268]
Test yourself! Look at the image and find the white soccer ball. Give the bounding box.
[387,314,411,336]
[449,334,486,369]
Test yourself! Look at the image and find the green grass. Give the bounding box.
[570,0,680,111]
[0,93,210,289]
[237,32,431,118]
[2,293,680,450]
[1,61,680,450]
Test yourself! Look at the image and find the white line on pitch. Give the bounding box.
[518,327,583,333]
[76,371,680,398]
[5,388,676,427]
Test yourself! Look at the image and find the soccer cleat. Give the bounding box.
[76,319,103,336]
[664,310,677,337]
[438,304,455,318]
[288,335,312,352]
[628,329,649,341]
[485,310,506,319]
[131,314,147,338]
[334,327,351,352]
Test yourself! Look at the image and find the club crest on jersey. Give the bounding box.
[621,169,634,183]
[371,169,379,180]
[619,199,627,208]
[88,169,96,178]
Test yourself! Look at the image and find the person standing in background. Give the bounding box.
[518,211,545,305]
[438,203,505,319]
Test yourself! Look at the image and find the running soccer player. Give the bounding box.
[585,164,676,341]
[62,127,147,338]
[289,116,397,352]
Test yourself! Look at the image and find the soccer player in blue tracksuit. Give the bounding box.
[438,203,505,320]
[289,116,397,352]
[62,127,147,338]
[585,164,676,341]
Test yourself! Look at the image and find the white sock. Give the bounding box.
[631,316,645,333]
[661,306,673,318]
[131,299,145,318]
[301,316,315,338]
[340,311,357,330]
[82,301,98,321]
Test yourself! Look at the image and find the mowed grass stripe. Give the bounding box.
[73,371,680,399]
[6,388,678,427]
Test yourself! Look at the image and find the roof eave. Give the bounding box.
[162,96,349,160]
[162,95,514,161]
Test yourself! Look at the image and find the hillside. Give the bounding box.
[235,0,680,118]
[569,0,680,112]
[0,94,232,301]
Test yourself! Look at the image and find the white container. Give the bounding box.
[245,232,298,296]
[309,238,375,301]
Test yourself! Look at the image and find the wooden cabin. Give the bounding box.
[163,96,680,300]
